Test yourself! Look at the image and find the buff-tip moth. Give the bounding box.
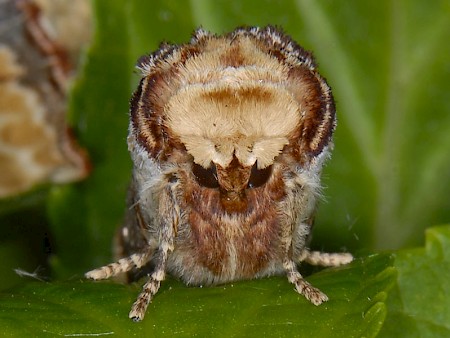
[86,26,353,321]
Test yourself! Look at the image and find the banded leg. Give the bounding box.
[284,260,328,305]
[128,182,179,321]
[85,249,154,280]
[297,250,353,267]
[128,245,170,321]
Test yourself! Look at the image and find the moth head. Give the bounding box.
[130,26,335,211]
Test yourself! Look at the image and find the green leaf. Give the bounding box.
[0,254,395,337]
[380,225,450,337]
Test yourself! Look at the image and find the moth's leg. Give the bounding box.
[128,245,169,321]
[284,259,328,305]
[285,249,352,305]
[281,216,328,305]
[85,249,154,280]
[297,250,353,267]
[128,181,179,321]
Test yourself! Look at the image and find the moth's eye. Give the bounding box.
[248,164,273,189]
[192,163,220,188]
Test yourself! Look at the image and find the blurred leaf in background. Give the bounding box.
[1,0,450,337]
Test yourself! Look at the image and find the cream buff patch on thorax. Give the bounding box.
[165,36,302,169]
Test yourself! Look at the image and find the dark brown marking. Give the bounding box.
[181,163,287,278]
[218,43,246,67]
[248,164,273,189]
[202,86,275,107]
[283,65,335,163]
[192,162,219,188]
[188,212,229,275]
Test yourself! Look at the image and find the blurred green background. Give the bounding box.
[1,1,449,335]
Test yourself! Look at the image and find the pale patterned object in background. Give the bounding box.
[0,0,91,197]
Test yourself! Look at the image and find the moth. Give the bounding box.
[86,26,353,321]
